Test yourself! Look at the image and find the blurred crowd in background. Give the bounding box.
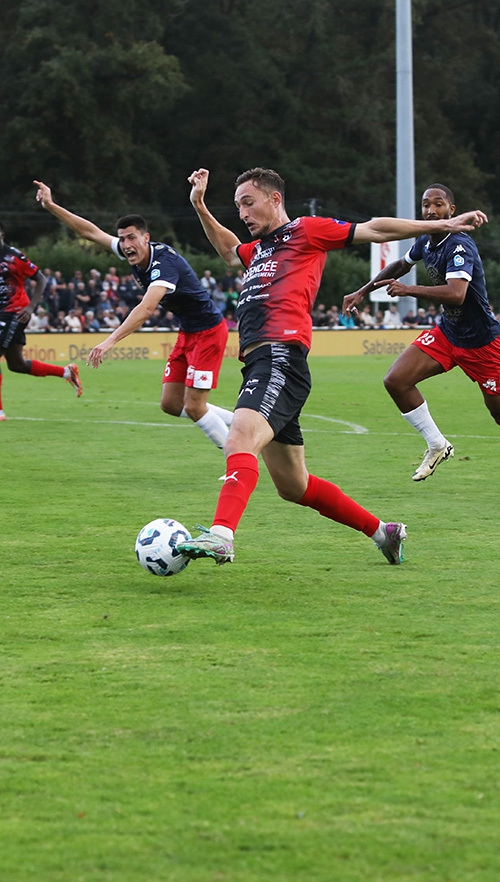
[27,264,498,335]
[25,265,244,334]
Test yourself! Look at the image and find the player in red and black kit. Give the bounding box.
[176,168,486,567]
[0,220,82,420]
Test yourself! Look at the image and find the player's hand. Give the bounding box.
[86,342,109,368]
[342,288,366,316]
[17,305,33,324]
[372,278,406,298]
[448,210,488,232]
[188,168,209,206]
[33,180,53,208]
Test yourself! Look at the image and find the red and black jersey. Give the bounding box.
[236,216,355,356]
[0,244,39,312]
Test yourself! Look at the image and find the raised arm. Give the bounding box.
[352,210,488,244]
[188,168,242,267]
[34,180,114,251]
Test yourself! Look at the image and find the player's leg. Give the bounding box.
[160,380,187,416]
[176,407,272,563]
[206,402,233,426]
[4,341,82,396]
[177,344,312,562]
[384,338,454,481]
[161,324,231,449]
[185,321,233,444]
[384,342,445,410]
[0,321,11,418]
[482,391,500,424]
[0,362,4,420]
[262,440,405,563]
[183,386,228,449]
[468,336,500,426]
[183,322,231,448]
[161,376,230,449]
[4,342,32,374]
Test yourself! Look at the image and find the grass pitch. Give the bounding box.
[1,354,499,881]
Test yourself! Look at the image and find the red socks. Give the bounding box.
[298,473,379,537]
[212,460,379,538]
[213,453,259,532]
[29,360,65,378]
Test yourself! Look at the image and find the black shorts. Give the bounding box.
[236,343,312,445]
[0,312,27,350]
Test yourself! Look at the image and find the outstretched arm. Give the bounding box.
[353,209,488,244]
[34,180,114,251]
[342,257,409,315]
[372,275,468,308]
[86,284,166,368]
[188,168,242,267]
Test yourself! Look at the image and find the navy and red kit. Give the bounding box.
[405,232,500,348]
[111,239,223,333]
[235,216,355,356]
[0,243,38,313]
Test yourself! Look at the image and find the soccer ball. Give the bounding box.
[135,518,191,577]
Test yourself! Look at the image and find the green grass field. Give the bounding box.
[1,354,499,882]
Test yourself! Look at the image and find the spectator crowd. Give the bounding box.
[312,300,466,330]
[26,264,500,334]
[25,264,246,334]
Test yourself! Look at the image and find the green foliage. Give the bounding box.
[23,231,231,285]
[0,0,186,214]
[317,250,370,308]
[482,260,500,313]
[27,235,120,281]
[1,0,500,271]
[2,357,500,881]
[412,0,500,210]
[177,243,230,283]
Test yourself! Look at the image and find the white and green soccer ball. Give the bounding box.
[135,518,191,576]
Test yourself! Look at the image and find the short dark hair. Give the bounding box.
[235,167,285,200]
[424,183,455,204]
[116,214,148,233]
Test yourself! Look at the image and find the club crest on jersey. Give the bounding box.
[151,269,161,280]
[453,254,465,267]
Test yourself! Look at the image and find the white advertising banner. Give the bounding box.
[370,239,400,302]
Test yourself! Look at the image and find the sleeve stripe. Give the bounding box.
[446,270,472,282]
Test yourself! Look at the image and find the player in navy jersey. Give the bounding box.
[343,183,499,481]
[175,168,486,567]
[0,220,82,420]
[34,181,233,450]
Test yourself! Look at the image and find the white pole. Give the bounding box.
[396,0,417,318]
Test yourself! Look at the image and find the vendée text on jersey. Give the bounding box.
[243,258,279,283]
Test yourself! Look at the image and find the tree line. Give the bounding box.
[1,0,499,304]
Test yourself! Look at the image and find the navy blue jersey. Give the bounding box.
[406,232,500,348]
[112,239,222,334]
